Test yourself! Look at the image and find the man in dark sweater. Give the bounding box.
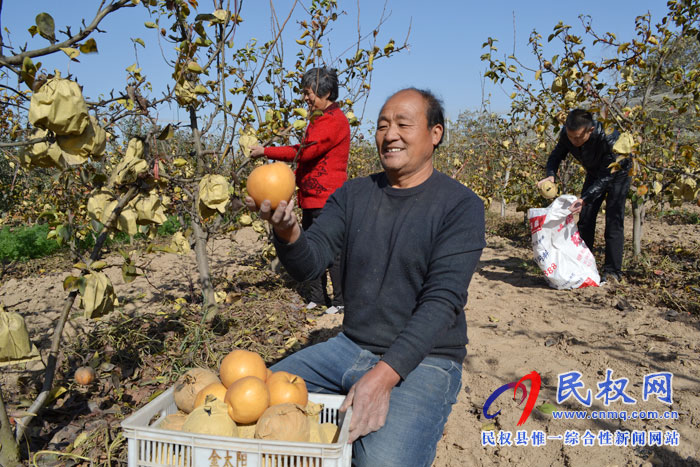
[537,109,630,282]
[245,88,485,466]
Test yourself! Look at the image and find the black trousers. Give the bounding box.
[301,208,344,306]
[577,171,630,275]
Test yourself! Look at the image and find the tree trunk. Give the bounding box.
[193,217,218,323]
[0,386,21,467]
[188,107,218,323]
[501,156,512,218]
[632,198,645,257]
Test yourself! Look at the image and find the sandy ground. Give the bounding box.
[1,206,698,466]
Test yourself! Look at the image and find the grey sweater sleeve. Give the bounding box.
[272,188,346,282]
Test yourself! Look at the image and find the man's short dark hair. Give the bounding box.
[565,109,594,131]
[390,87,445,147]
[301,67,339,102]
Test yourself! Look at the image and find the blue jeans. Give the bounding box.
[270,333,462,467]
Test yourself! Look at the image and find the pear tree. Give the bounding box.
[0,0,406,460]
[481,0,699,255]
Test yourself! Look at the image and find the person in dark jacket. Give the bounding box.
[250,67,349,309]
[245,88,485,467]
[537,108,630,282]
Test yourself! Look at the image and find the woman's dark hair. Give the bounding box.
[301,67,339,102]
[565,109,594,131]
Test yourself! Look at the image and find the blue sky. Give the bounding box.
[2,1,668,129]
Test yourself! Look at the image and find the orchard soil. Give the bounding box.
[1,204,699,467]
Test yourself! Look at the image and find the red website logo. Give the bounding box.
[483,371,542,426]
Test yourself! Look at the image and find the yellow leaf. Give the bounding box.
[213,9,229,23]
[187,61,204,73]
[292,107,308,118]
[551,76,565,93]
[35,12,55,42]
[384,40,395,54]
[63,275,81,291]
[239,214,253,226]
[47,386,67,404]
[60,47,80,60]
[73,432,90,448]
[157,124,174,140]
[79,38,98,54]
[252,220,266,234]
[90,260,107,271]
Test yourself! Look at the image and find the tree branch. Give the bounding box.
[0,0,5,56]
[227,0,298,150]
[0,0,135,68]
[0,135,51,149]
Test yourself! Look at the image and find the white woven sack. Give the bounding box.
[527,195,600,290]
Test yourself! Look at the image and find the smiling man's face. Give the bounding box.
[375,90,443,187]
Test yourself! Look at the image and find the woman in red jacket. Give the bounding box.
[250,67,350,310]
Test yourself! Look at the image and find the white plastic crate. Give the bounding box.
[121,386,352,467]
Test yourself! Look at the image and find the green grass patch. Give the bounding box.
[656,208,700,225]
[0,216,183,263]
[157,215,182,236]
[0,224,61,262]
